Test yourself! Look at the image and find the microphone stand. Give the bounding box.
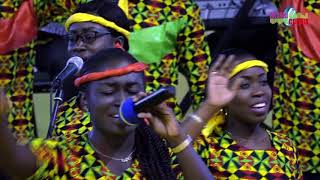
[46,80,64,139]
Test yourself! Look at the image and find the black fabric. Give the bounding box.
[35,32,77,100]
[304,173,320,180]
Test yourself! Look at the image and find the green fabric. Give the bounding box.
[129,17,187,64]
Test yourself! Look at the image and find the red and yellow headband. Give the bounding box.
[74,62,147,87]
[65,13,130,39]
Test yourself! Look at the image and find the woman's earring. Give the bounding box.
[220,109,227,118]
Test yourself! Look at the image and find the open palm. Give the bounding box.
[206,55,241,108]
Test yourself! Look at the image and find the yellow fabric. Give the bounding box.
[201,111,224,137]
[65,13,130,39]
[202,60,269,137]
[229,60,269,78]
[118,0,128,17]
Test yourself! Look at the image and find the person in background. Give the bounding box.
[53,0,211,138]
[57,0,211,125]
[0,48,213,180]
[0,0,91,143]
[52,1,132,137]
[181,49,302,179]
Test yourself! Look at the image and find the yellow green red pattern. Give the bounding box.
[194,129,303,179]
[128,0,211,115]
[28,134,182,179]
[52,96,91,137]
[272,0,320,173]
[53,0,211,137]
[0,0,89,143]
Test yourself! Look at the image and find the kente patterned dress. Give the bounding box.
[53,0,211,137]
[194,129,303,179]
[0,0,89,143]
[28,134,183,179]
[272,0,320,173]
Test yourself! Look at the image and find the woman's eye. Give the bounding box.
[240,83,250,89]
[102,90,113,95]
[128,85,141,95]
[128,90,140,95]
[84,34,95,41]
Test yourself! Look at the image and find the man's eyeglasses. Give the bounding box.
[66,31,111,44]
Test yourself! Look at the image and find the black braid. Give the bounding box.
[135,124,176,180]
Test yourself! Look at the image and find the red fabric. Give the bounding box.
[114,42,125,51]
[0,0,38,54]
[74,62,148,87]
[279,0,320,62]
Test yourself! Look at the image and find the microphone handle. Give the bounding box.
[134,86,175,112]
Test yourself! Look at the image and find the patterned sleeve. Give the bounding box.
[192,135,212,166]
[177,0,212,110]
[33,0,90,26]
[291,141,303,179]
[27,138,65,179]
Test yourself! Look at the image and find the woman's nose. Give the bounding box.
[252,85,265,97]
[115,91,128,107]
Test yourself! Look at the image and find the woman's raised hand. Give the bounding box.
[205,55,242,108]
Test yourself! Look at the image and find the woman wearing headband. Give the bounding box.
[53,0,213,139]
[52,1,132,137]
[0,0,96,144]
[182,49,302,179]
[0,48,213,179]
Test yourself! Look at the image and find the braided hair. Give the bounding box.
[79,49,176,179]
[135,124,176,180]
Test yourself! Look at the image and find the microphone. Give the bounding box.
[52,56,84,88]
[119,86,176,126]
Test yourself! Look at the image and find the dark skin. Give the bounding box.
[68,22,124,60]
[226,63,272,149]
[182,54,272,149]
[81,60,144,175]
[182,55,241,139]
[0,57,213,179]
[0,17,130,180]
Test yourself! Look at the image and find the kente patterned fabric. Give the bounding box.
[193,129,303,179]
[53,0,211,137]
[28,134,183,179]
[272,0,320,173]
[0,0,90,143]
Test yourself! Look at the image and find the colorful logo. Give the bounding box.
[270,7,308,26]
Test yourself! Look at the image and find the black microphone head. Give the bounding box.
[67,56,84,74]
[119,86,176,126]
